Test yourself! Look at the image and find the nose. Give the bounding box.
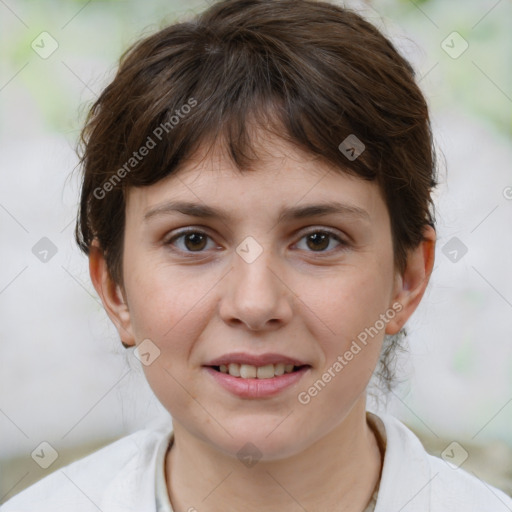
[218,244,293,331]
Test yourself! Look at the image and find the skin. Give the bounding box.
[90,127,436,512]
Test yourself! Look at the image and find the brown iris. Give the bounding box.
[306,232,330,251]
[183,232,208,251]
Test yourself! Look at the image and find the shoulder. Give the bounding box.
[372,412,512,512]
[426,450,512,510]
[0,423,174,512]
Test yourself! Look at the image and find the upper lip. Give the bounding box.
[204,352,310,367]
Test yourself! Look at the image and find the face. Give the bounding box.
[93,129,430,461]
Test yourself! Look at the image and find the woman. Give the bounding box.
[3,0,511,510]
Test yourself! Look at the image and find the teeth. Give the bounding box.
[256,364,274,379]
[274,363,285,376]
[240,364,257,378]
[217,363,300,379]
[228,363,240,377]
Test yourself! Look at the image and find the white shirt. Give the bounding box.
[2,412,511,511]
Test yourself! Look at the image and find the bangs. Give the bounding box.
[99,26,379,193]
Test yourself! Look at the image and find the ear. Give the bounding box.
[89,239,136,347]
[385,225,436,335]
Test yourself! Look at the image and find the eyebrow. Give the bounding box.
[143,200,371,224]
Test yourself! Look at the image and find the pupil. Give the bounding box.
[186,233,206,251]
[308,233,328,251]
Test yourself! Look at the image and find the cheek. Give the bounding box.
[126,263,215,344]
[297,260,393,388]
[123,264,218,416]
[310,265,392,339]
[294,273,389,415]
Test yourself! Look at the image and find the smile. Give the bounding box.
[211,363,308,379]
[204,364,311,399]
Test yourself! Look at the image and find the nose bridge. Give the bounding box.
[220,235,292,330]
[236,241,277,293]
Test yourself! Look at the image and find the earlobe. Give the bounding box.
[88,240,136,346]
[385,225,436,335]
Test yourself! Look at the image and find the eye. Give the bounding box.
[165,229,216,253]
[294,229,348,254]
[164,227,349,255]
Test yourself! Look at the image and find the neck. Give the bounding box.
[166,397,382,512]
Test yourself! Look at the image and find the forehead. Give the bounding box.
[125,130,386,224]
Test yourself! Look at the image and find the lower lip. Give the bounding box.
[203,366,310,399]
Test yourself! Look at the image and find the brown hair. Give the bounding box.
[74,0,438,390]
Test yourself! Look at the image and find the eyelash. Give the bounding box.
[164,227,349,256]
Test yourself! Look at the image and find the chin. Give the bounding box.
[207,420,310,462]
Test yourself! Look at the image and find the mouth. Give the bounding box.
[207,363,311,379]
[204,363,311,399]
